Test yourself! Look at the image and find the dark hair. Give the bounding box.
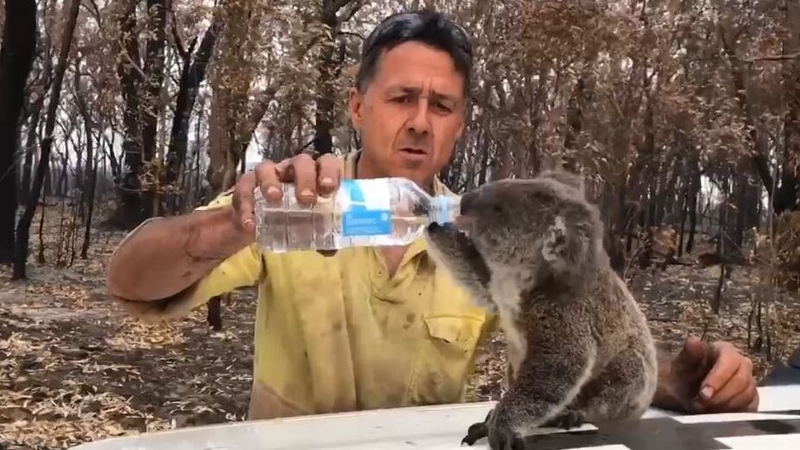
[355,10,473,96]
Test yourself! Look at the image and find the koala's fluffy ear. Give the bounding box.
[540,215,589,276]
[537,169,585,198]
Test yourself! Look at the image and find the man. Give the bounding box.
[106,10,759,421]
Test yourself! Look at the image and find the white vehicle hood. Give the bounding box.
[70,385,800,450]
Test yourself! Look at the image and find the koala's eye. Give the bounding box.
[492,204,503,214]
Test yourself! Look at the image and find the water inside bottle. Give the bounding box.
[254,181,452,252]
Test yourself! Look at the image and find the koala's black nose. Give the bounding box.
[460,190,478,215]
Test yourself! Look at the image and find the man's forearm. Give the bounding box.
[106,205,252,302]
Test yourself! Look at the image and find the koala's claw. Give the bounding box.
[488,424,525,450]
[462,408,525,450]
[461,409,493,446]
[460,420,488,446]
[542,411,586,430]
[426,221,454,233]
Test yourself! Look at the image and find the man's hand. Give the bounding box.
[231,152,342,254]
[657,335,759,414]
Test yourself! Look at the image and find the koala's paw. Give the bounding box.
[424,222,493,309]
[542,410,586,430]
[425,222,477,258]
[424,221,451,237]
[461,420,488,446]
[487,413,526,450]
[461,409,492,446]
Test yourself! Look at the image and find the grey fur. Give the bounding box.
[424,170,658,450]
[536,168,585,195]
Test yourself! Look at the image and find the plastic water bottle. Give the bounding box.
[253,177,460,253]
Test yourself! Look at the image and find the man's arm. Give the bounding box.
[106,153,343,320]
[106,204,252,304]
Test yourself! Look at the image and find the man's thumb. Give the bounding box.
[677,335,708,368]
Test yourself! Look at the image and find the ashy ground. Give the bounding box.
[1,208,799,449]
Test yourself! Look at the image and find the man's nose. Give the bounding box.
[408,101,431,134]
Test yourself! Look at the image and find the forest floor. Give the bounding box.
[1,205,800,449]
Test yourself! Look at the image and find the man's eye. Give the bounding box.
[392,96,409,103]
[434,102,452,113]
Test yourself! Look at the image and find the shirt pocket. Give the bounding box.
[408,314,486,405]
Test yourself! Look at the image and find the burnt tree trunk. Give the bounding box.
[733,164,748,249]
[164,14,223,213]
[678,188,688,257]
[562,77,587,172]
[207,89,275,331]
[74,57,97,259]
[139,0,168,211]
[114,0,145,228]
[314,6,338,156]
[686,153,701,254]
[654,158,680,226]
[313,0,362,155]
[113,0,168,229]
[20,94,44,206]
[775,0,800,214]
[13,0,80,279]
[20,26,52,207]
[714,0,775,199]
[0,0,36,264]
[636,88,656,270]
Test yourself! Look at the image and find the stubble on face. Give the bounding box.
[348,41,466,190]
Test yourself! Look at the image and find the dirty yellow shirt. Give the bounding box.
[122,151,494,420]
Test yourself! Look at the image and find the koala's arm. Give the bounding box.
[492,328,597,434]
[424,224,494,309]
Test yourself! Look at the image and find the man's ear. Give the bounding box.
[348,87,364,129]
[455,119,465,140]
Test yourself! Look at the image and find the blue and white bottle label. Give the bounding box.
[340,179,392,237]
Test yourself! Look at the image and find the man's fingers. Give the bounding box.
[316,153,341,196]
[705,382,757,413]
[702,359,752,410]
[745,388,760,412]
[275,157,295,182]
[288,153,318,205]
[254,160,283,204]
[233,171,257,232]
[721,382,758,412]
[698,343,743,401]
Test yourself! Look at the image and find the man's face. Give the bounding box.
[348,40,466,188]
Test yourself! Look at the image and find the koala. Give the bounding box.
[537,168,585,194]
[423,171,658,450]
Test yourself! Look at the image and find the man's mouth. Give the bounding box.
[399,147,427,155]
